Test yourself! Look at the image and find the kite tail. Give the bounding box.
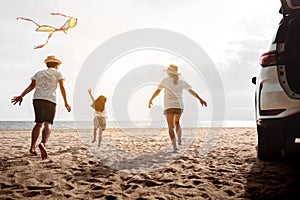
[34,44,46,49]
[16,17,40,27]
[34,31,55,49]
[50,12,72,18]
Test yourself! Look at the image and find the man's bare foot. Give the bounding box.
[178,138,182,145]
[38,143,48,160]
[29,149,37,156]
[91,139,96,143]
[98,143,101,147]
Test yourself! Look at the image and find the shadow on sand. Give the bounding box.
[245,144,300,199]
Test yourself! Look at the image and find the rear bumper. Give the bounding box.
[256,66,300,120]
[257,111,300,137]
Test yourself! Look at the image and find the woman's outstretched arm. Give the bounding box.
[188,89,207,106]
[148,89,161,108]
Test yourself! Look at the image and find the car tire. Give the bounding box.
[257,124,282,160]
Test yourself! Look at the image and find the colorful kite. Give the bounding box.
[17,13,77,49]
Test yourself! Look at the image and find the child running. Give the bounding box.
[88,88,107,147]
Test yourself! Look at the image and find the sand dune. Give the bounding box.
[1,128,300,199]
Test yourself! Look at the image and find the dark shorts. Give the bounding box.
[164,108,183,115]
[33,99,56,124]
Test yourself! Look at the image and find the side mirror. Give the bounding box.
[252,77,257,85]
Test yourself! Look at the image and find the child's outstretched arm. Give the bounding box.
[88,88,95,101]
[188,89,207,107]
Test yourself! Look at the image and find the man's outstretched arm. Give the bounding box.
[59,79,71,112]
[11,80,36,106]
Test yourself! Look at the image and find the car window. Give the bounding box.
[286,0,300,8]
[281,0,300,15]
[283,15,300,94]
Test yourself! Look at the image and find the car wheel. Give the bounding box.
[257,124,282,160]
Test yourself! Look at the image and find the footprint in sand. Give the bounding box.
[0,189,14,196]
[224,189,235,197]
[41,190,53,196]
[0,183,23,190]
[91,184,104,190]
[27,185,54,190]
[63,175,73,182]
[104,195,117,200]
[64,183,74,191]
[22,191,41,198]
[192,180,202,185]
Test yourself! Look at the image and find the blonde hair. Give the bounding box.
[93,95,107,112]
[167,64,180,85]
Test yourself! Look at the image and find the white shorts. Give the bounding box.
[93,116,106,130]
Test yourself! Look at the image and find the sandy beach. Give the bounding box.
[1,127,300,199]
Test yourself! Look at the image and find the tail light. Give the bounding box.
[259,50,277,67]
[260,109,286,116]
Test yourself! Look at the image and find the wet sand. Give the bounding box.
[1,128,300,199]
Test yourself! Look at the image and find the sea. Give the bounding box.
[0,120,256,130]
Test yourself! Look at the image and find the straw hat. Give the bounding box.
[44,56,61,65]
[164,64,181,75]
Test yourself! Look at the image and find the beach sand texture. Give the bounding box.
[1,128,300,199]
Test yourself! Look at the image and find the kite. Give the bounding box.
[17,13,77,49]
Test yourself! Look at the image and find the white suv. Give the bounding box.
[254,0,300,160]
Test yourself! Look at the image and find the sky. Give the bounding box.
[1,0,282,123]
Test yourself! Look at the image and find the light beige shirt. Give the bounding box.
[158,77,192,110]
[31,68,64,104]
